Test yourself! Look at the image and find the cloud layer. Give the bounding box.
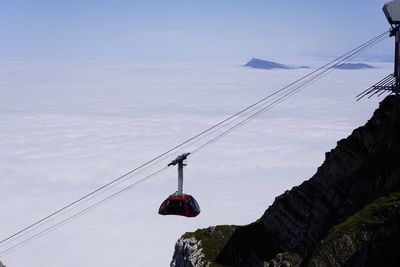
[0,60,391,267]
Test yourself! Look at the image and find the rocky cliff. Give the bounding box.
[171,95,400,267]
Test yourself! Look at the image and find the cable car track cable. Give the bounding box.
[192,32,389,154]
[0,166,171,256]
[0,30,390,252]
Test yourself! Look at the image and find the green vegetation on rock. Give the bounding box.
[182,225,238,266]
[325,190,400,244]
[172,96,400,266]
[275,189,291,200]
[215,220,284,266]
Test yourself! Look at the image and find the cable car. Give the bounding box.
[158,193,200,217]
[158,153,201,217]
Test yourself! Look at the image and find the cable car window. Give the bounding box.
[193,199,200,214]
[186,196,200,214]
[166,199,185,214]
[158,200,167,214]
[186,198,195,215]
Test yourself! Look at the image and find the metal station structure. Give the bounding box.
[358,0,400,100]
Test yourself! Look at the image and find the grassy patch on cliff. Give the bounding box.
[275,189,291,200]
[182,222,282,266]
[182,225,238,266]
[325,190,400,243]
[215,220,284,266]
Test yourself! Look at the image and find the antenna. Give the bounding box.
[357,0,400,100]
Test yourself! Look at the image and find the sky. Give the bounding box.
[0,0,395,62]
[0,1,398,267]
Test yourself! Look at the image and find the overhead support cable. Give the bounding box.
[0,29,390,256]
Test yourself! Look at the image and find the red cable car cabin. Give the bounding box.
[158,153,201,218]
[158,194,200,217]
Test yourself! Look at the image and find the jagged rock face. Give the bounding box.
[215,96,400,266]
[264,252,302,267]
[260,95,400,258]
[306,190,400,267]
[0,261,6,267]
[172,96,400,267]
[171,236,207,267]
[170,225,237,266]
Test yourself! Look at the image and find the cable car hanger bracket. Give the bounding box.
[168,153,190,196]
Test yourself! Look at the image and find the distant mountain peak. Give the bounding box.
[244,58,309,70]
[334,63,374,70]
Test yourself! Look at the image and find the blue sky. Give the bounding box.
[0,0,395,61]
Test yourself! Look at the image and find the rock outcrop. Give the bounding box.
[171,95,400,266]
[171,225,237,267]
[307,190,400,266]
[171,236,206,267]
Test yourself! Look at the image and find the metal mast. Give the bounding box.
[168,153,190,196]
[357,0,400,100]
[394,27,400,90]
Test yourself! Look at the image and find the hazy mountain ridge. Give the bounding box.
[244,58,374,70]
[334,63,374,70]
[171,95,400,267]
[244,58,309,70]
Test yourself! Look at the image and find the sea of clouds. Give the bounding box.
[0,59,391,266]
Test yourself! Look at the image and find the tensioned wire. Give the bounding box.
[0,166,171,256]
[0,30,390,255]
[191,31,389,155]
[0,29,389,250]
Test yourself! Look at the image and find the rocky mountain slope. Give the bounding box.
[171,95,400,267]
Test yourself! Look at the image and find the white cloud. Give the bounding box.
[0,60,390,267]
